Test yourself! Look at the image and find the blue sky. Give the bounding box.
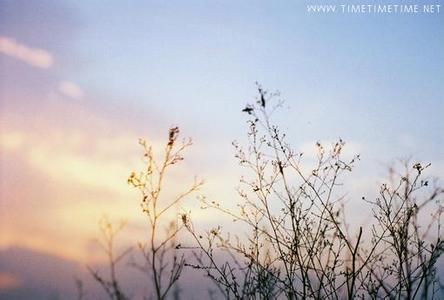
[68,0,444,152]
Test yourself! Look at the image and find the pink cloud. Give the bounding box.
[0,36,54,69]
[58,81,84,100]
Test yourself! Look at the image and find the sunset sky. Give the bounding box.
[1,0,443,298]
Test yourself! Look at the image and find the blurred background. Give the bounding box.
[1,0,443,299]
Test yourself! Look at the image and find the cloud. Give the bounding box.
[0,132,25,150]
[0,128,142,262]
[0,247,84,299]
[0,36,54,68]
[0,272,20,290]
[58,81,84,100]
[0,130,138,195]
[0,125,211,263]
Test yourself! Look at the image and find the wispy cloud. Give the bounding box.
[0,36,54,69]
[1,129,137,195]
[58,81,84,100]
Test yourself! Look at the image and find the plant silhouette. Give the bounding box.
[127,127,203,300]
[89,86,443,300]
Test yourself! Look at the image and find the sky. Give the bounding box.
[0,0,443,299]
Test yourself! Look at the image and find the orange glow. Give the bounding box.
[0,123,213,265]
[0,272,20,290]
